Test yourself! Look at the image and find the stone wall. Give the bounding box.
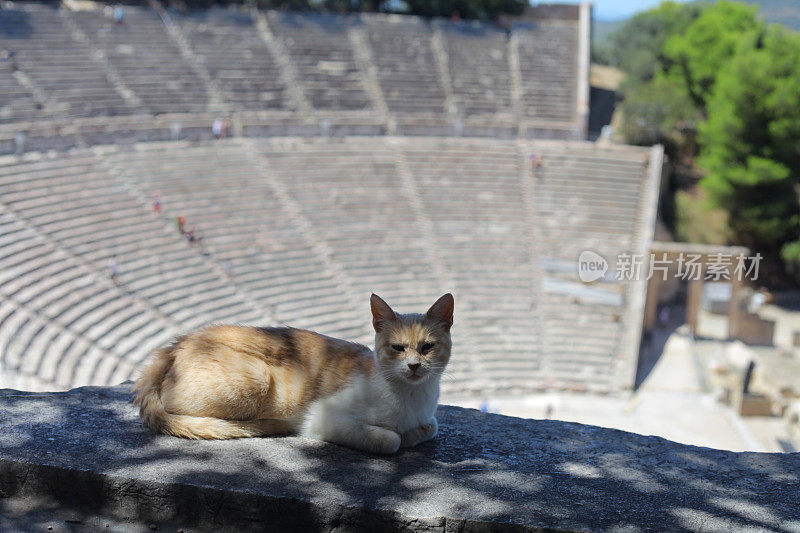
[0,384,798,531]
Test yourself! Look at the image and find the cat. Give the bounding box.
[133,293,453,454]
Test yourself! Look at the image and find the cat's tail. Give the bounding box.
[142,411,290,440]
[133,345,290,440]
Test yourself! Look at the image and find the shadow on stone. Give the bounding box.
[0,384,798,532]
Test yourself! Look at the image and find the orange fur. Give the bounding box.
[133,326,373,439]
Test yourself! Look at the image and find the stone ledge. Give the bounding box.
[0,385,798,532]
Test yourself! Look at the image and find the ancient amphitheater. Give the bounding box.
[0,1,663,399]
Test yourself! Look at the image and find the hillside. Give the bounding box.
[746,0,800,30]
[593,18,625,45]
[594,0,799,49]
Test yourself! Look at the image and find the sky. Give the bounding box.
[553,0,692,21]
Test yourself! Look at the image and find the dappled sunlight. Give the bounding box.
[558,461,603,479]
[2,384,797,531]
[708,497,785,529]
[2,386,796,529]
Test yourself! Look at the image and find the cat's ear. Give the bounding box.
[426,293,454,331]
[370,294,397,332]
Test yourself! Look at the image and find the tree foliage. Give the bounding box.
[611,1,800,280]
[400,0,524,20]
[611,2,704,157]
[662,1,763,110]
[699,25,800,268]
[604,1,703,85]
[619,74,700,154]
[674,188,732,246]
[180,0,524,19]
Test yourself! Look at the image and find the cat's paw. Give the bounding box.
[367,426,401,454]
[400,430,421,448]
[419,420,438,440]
[401,419,438,448]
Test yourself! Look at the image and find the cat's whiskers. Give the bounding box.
[428,363,458,383]
[436,371,459,384]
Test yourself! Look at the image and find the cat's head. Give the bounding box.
[370,293,453,385]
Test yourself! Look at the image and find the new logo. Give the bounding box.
[578,251,608,283]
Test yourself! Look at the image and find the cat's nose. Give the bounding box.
[408,363,421,373]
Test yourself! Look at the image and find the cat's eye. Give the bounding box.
[420,342,435,354]
[391,344,405,352]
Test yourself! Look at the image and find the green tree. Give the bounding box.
[187,0,523,18]
[399,0,524,19]
[608,1,800,280]
[248,0,523,18]
[662,1,763,110]
[674,188,732,246]
[613,2,705,156]
[619,1,765,154]
[699,26,800,271]
[619,74,701,155]
[605,1,702,85]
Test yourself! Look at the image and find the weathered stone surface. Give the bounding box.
[0,384,798,532]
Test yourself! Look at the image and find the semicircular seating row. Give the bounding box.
[0,136,653,397]
[0,3,579,131]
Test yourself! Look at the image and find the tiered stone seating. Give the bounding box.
[0,208,172,389]
[530,143,651,391]
[0,4,134,118]
[108,141,366,341]
[268,12,372,111]
[0,4,586,139]
[0,137,657,396]
[71,6,208,114]
[172,7,289,110]
[0,0,654,398]
[0,150,264,389]
[398,138,540,394]
[0,69,43,124]
[257,137,442,313]
[533,146,648,260]
[440,22,514,120]
[538,293,624,392]
[363,15,447,117]
[516,22,578,125]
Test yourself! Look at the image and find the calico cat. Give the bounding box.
[133,293,453,454]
